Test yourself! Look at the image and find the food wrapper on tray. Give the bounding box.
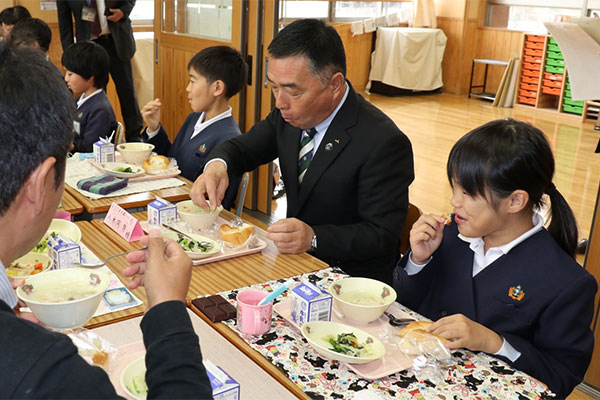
[67,329,119,372]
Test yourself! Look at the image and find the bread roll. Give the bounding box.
[398,321,450,356]
[219,223,254,246]
[142,155,170,173]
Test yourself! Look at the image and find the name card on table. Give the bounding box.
[104,202,144,242]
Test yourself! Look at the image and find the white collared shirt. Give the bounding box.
[404,212,545,362]
[0,260,18,309]
[147,107,232,141]
[77,88,103,109]
[95,0,110,36]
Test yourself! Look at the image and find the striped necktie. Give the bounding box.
[298,127,317,184]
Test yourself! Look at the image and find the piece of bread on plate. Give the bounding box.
[219,223,254,246]
[142,155,170,174]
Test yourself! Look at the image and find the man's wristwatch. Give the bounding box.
[309,235,317,252]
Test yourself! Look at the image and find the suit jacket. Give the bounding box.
[393,224,597,398]
[74,91,117,153]
[0,300,212,398]
[208,83,414,284]
[147,113,242,209]
[105,0,136,61]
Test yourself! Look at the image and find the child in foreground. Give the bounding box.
[62,41,117,153]
[141,45,248,210]
[394,118,596,398]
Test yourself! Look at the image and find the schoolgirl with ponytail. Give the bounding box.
[394,118,596,398]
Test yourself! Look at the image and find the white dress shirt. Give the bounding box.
[95,0,111,36]
[405,212,545,362]
[0,260,18,309]
[76,88,103,109]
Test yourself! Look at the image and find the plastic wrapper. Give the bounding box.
[396,327,453,385]
[216,218,256,250]
[66,328,119,372]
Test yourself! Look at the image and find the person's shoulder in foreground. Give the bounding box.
[0,42,212,398]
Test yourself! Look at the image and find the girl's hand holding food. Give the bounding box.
[409,214,447,264]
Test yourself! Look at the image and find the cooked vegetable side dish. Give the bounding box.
[324,332,373,357]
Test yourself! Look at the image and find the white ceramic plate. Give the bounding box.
[301,321,386,364]
[120,356,147,400]
[162,230,221,260]
[100,162,145,178]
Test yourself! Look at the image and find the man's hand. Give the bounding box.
[267,218,314,253]
[107,8,124,22]
[428,313,504,354]
[123,229,192,309]
[190,161,229,210]
[141,98,161,132]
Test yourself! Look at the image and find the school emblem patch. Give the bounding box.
[508,285,525,301]
[198,144,207,153]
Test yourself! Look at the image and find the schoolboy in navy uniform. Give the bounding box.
[62,41,117,153]
[141,45,248,210]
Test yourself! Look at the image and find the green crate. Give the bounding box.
[547,43,561,53]
[548,37,557,45]
[563,104,583,115]
[565,89,572,98]
[545,65,565,74]
[566,81,571,90]
[546,58,565,67]
[564,98,584,107]
[546,50,564,60]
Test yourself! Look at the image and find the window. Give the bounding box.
[130,0,154,26]
[279,1,412,22]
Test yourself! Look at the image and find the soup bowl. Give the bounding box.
[329,277,397,324]
[176,200,223,230]
[117,143,155,165]
[16,268,110,330]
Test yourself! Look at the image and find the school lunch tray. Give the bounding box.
[273,299,415,380]
[141,217,267,266]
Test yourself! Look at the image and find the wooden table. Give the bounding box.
[93,309,297,399]
[64,176,192,215]
[75,221,146,327]
[59,190,84,216]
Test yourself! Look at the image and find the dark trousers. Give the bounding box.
[57,0,91,51]
[94,34,143,141]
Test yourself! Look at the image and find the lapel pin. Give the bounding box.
[325,143,333,151]
[508,285,525,301]
[334,139,340,144]
[199,144,207,153]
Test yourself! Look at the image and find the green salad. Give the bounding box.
[115,166,134,173]
[325,332,371,357]
[33,231,58,253]
[177,237,211,253]
[127,374,148,397]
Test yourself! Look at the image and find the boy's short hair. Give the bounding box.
[188,46,248,99]
[62,41,110,89]
[9,18,52,52]
[0,6,31,26]
[0,42,74,216]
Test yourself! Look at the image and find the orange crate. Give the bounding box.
[543,72,563,81]
[522,69,540,78]
[519,89,537,98]
[523,55,542,64]
[520,82,538,91]
[542,86,561,95]
[526,34,546,43]
[525,41,545,50]
[523,62,541,71]
[542,79,562,89]
[521,75,539,85]
[524,48,544,57]
[519,96,536,105]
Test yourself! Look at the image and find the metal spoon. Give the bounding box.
[384,311,415,327]
[72,247,148,269]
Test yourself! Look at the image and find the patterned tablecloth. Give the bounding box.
[210,268,555,400]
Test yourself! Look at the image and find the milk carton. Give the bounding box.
[93,139,115,164]
[204,360,240,400]
[47,233,81,269]
[147,197,177,225]
[290,282,332,326]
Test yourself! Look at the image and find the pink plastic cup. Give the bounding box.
[236,289,273,335]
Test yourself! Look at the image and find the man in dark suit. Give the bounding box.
[56,0,89,50]
[93,0,143,142]
[191,19,414,284]
[0,43,212,398]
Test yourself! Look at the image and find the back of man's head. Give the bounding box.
[0,43,74,216]
[9,17,52,52]
[268,19,346,81]
[62,41,110,89]
[0,5,31,25]
[187,46,248,99]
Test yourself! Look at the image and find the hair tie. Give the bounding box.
[545,182,557,195]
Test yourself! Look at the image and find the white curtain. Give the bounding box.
[412,0,437,28]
